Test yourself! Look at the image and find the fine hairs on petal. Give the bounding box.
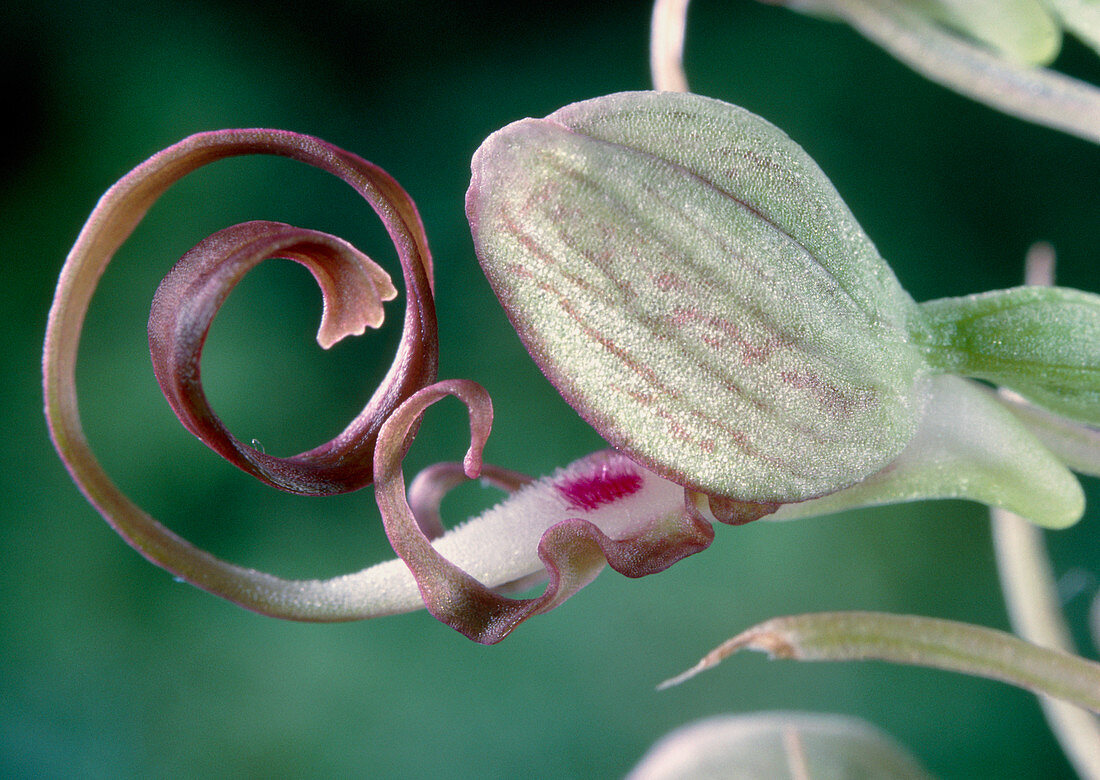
[372,380,714,643]
[468,90,927,506]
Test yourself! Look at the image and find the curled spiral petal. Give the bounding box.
[48,129,437,496]
[43,129,438,617]
[147,218,408,494]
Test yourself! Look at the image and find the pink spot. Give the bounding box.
[652,272,679,291]
[556,465,644,512]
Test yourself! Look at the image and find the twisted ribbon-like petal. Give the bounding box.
[48,129,437,496]
[43,129,439,617]
[408,460,534,540]
[373,379,715,643]
[147,217,411,494]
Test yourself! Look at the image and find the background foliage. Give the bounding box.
[4,0,1098,775]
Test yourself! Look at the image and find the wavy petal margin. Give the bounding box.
[407,460,534,540]
[373,380,715,643]
[43,129,440,617]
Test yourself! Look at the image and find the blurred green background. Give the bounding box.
[4,0,1099,776]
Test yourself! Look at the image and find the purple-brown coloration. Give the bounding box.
[408,461,534,540]
[43,129,447,620]
[147,219,408,495]
[373,382,715,643]
[95,129,440,496]
[706,494,781,526]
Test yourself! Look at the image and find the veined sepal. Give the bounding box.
[468,90,928,507]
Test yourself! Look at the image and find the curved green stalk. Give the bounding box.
[991,246,1100,779]
[659,611,1100,714]
[993,509,1100,778]
[818,0,1100,144]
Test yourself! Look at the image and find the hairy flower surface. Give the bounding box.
[467,91,1099,530]
[46,93,1099,642]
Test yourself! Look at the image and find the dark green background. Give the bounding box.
[4,1,1098,776]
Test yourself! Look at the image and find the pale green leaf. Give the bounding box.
[1048,0,1100,57]
[918,286,1100,426]
[996,390,1100,477]
[770,375,1084,528]
[901,0,1062,64]
[662,612,1100,714]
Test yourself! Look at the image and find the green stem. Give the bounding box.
[650,0,691,92]
[991,245,1100,779]
[993,508,1100,778]
[819,0,1100,144]
[659,611,1100,714]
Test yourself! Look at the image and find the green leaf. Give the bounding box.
[468,91,927,503]
[900,0,1062,64]
[661,611,1100,714]
[996,391,1100,477]
[918,286,1100,426]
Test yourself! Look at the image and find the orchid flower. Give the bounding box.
[653,0,1100,144]
[42,127,713,643]
[46,91,1098,646]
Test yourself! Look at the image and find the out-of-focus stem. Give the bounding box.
[811,0,1100,144]
[651,0,691,92]
[992,243,1100,779]
[992,509,1100,778]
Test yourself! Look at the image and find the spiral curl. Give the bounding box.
[43,129,443,617]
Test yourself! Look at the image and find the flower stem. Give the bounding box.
[818,0,1100,144]
[650,0,691,92]
[991,243,1100,779]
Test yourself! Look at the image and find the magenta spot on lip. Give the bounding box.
[556,465,644,512]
